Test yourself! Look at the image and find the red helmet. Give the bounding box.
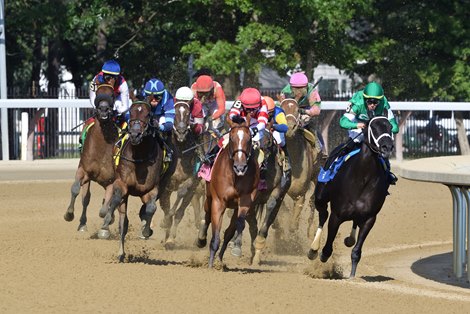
[194,75,214,92]
[239,88,261,109]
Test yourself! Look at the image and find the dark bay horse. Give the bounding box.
[280,99,321,235]
[159,101,201,249]
[308,116,394,278]
[98,100,163,262]
[64,84,118,231]
[228,129,291,265]
[196,115,259,268]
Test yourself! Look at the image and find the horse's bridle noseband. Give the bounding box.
[366,116,393,154]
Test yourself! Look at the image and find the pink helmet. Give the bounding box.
[289,72,308,87]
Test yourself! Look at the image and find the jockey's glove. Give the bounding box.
[159,122,173,132]
[250,127,258,137]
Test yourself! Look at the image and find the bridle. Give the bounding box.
[366,116,393,154]
[227,125,253,161]
[281,99,301,129]
[173,101,191,139]
[128,101,155,140]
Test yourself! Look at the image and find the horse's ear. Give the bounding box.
[129,88,137,102]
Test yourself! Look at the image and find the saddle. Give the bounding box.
[317,149,360,183]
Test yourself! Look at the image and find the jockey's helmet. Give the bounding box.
[102,60,121,76]
[239,88,261,109]
[175,86,194,101]
[363,82,384,99]
[263,96,276,112]
[289,72,308,88]
[144,78,165,95]
[194,75,214,92]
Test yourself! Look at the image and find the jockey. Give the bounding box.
[264,96,291,173]
[328,81,399,184]
[279,72,325,155]
[142,78,175,162]
[89,60,130,121]
[229,87,269,146]
[191,75,227,134]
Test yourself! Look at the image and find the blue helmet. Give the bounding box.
[144,78,165,95]
[102,60,121,75]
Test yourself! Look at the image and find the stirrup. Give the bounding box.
[389,172,398,185]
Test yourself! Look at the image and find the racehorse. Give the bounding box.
[64,84,118,231]
[279,99,321,237]
[307,116,394,278]
[158,101,201,249]
[196,114,259,268]
[98,100,164,262]
[229,128,291,265]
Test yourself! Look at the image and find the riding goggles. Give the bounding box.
[366,98,379,105]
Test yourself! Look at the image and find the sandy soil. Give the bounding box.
[0,160,470,313]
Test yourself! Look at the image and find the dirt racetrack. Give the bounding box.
[0,159,470,313]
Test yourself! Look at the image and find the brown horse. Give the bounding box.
[158,101,201,249]
[279,98,321,239]
[229,128,291,265]
[64,84,118,231]
[98,100,164,262]
[196,114,259,268]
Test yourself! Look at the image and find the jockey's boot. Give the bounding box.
[206,145,221,166]
[258,161,268,191]
[280,145,292,190]
[384,158,398,185]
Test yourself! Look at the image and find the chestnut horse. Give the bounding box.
[98,100,163,262]
[308,116,394,278]
[196,114,259,268]
[279,99,321,237]
[159,101,201,249]
[229,128,291,265]
[64,84,118,231]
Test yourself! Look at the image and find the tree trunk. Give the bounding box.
[455,111,470,155]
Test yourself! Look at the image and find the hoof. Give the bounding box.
[344,236,356,247]
[164,239,175,250]
[77,224,88,232]
[230,246,242,257]
[97,229,110,239]
[196,238,207,248]
[320,252,329,263]
[64,212,74,222]
[141,228,153,239]
[307,249,318,260]
[118,254,125,263]
[99,208,107,218]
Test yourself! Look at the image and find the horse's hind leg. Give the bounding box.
[141,193,158,239]
[196,194,211,248]
[308,182,329,260]
[98,183,125,239]
[349,216,376,278]
[289,194,306,232]
[99,184,114,218]
[77,181,91,232]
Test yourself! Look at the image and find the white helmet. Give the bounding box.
[175,86,194,101]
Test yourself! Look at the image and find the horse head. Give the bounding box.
[173,101,191,142]
[365,116,394,158]
[128,101,153,145]
[94,84,115,121]
[227,114,253,176]
[280,98,300,136]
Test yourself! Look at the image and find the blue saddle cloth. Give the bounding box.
[318,149,361,183]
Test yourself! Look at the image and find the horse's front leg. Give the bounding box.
[77,180,91,232]
[64,167,86,223]
[196,190,211,248]
[141,190,159,239]
[99,183,114,218]
[350,216,376,278]
[117,197,129,262]
[320,211,342,263]
[158,191,172,241]
[98,181,126,239]
[208,198,224,269]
